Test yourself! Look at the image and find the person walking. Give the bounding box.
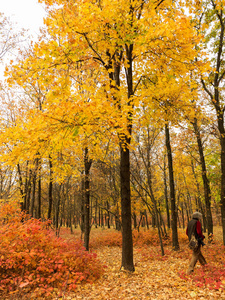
[186,211,207,274]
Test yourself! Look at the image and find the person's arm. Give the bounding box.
[196,221,205,239]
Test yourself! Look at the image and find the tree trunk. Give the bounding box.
[106,200,110,229]
[181,202,185,229]
[120,144,134,271]
[152,213,156,228]
[25,169,32,214]
[191,160,207,232]
[144,209,149,229]
[163,155,170,229]
[17,163,25,211]
[133,212,137,229]
[159,208,167,237]
[84,147,92,251]
[30,173,36,218]
[220,124,225,244]
[109,44,134,271]
[80,174,85,235]
[201,8,225,243]
[37,177,41,219]
[55,184,62,236]
[192,118,213,236]
[95,198,98,228]
[48,156,53,220]
[165,123,179,250]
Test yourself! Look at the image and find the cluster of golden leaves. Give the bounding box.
[1,0,207,181]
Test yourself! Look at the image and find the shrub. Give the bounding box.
[89,227,188,249]
[0,204,103,299]
[132,229,171,247]
[90,229,122,248]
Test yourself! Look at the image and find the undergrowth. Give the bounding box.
[1,202,224,297]
[0,203,103,299]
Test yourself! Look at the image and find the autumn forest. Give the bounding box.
[1,0,225,299]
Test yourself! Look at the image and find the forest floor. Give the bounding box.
[60,227,225,300]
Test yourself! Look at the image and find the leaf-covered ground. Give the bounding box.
[1,214,224,300]
[67,247,223,300]
[61,227,225,300]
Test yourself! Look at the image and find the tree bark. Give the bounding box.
[84,147,92,251]
[25,169,32,214]
[165,122,179,250]
[48,156,53,220]
[17,163,25,211]
[30,173,36,218]
[191,160,207,232]
[37,177,41,219]
[201,4,225,244]
[107,45,134,271]
[192,118,213,236]
[163,155,170,229]
[120,144,134,271]
[219,119,225,244]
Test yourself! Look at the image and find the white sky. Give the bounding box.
[0,0,46,34]
[0,0,46,79]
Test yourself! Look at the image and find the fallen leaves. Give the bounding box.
[0,208,103,299]
[1,219,225,299]
[66,245,223,300]
[65,227,225,300]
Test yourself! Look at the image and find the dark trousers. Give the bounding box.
[187,245,207,274]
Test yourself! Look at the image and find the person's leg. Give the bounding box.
[187,246,200,274]
[198,250,207,265]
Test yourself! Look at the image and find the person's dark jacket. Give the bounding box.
[186,217,205,242]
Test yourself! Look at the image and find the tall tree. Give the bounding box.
[197,0,225,243]
[4,0,200,270]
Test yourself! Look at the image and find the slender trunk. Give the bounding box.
[192,118,213,236]
[133,212,137,229]
[98,207,101,227]
[163,155,170,229]
[191,160,207,232]
[84,147,92,251]
[115,203,121,231]
[159,209,167,237]
[101,208,104,227]
[95,198,98,228]
[107,200,110,229]
[165,123,179,250]
[185,201,190,223]
[152,213,156,228]
[17,163,25,210]
[80,174,85,235]
[201,10,225,243]
[148,182,164,255]
[146,145,165,254]
[24,168,32,214]
[37,177,41,219]
[48,156,53,220]
[144,210,149,229]
[220,127,225,244]
[55,185,61,236]
[181,202,185,229]
[30,173,36,218]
